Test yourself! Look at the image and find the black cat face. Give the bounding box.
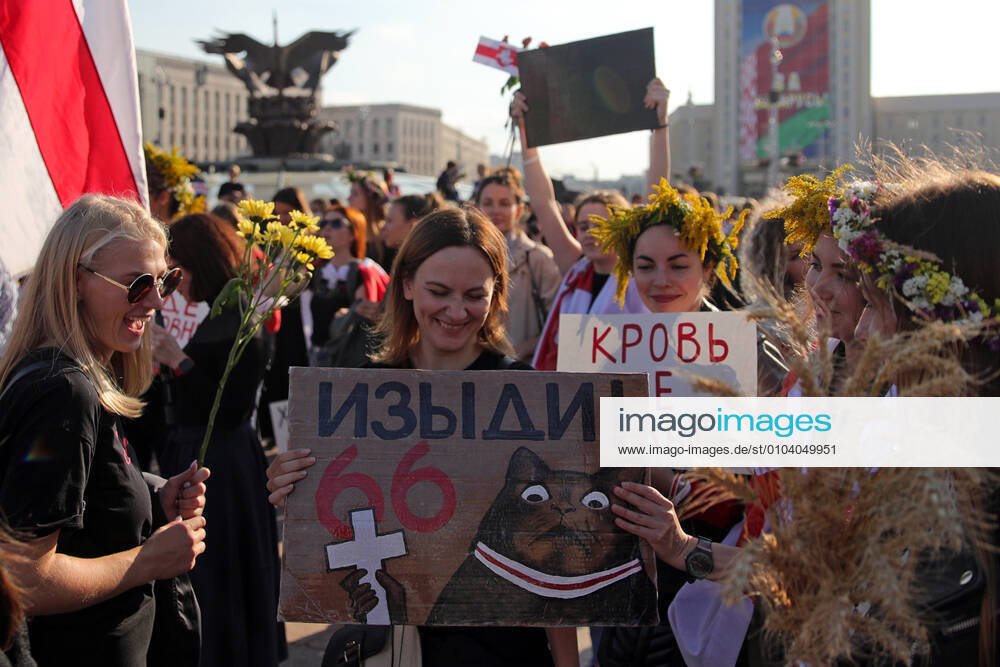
[475,447,644,576]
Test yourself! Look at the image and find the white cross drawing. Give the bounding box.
[497,47,514,67]
[325,507,408,625]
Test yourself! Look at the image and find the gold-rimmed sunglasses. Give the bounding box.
[79,265,183,304]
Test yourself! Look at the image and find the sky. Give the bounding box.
[128,0,1000,180]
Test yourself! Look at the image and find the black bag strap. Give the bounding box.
[0,360,51,405]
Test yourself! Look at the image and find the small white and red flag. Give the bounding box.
[472,36,521,76]
[0,0,147,276]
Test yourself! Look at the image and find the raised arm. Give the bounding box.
[645,78,671,197]
[511,93,581,275]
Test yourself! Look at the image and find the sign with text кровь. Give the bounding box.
[557,312,758,397]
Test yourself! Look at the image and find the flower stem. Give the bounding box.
[197,327,242,466]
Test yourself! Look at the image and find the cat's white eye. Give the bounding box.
[581,490,610,510]
[520,484,550,503]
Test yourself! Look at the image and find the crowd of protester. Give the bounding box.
[1,75,999,667]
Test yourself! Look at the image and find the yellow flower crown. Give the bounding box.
[763,164,853,256]
[590,178,747,305]
[144,142,206,219]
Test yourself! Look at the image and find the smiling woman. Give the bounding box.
[0,194,209,665]
[372,206,514,370]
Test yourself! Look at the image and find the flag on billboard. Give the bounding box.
[0,0,147,276]
[472,36,521,76]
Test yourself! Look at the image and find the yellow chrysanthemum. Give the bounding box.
[295,234,334,259]
[765,165,854,256]
[289,210,321,232]
[238,199,276,221]
[277,225,296,249]
[294,252,315,270]
[236,219,255,239]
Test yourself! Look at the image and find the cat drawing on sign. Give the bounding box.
[424,447,657,625]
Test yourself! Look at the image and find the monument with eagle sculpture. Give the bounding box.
[197,18,354,159]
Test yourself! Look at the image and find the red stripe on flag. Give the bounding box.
[0,1,139,207]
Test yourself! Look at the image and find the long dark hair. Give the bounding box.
[872,169,1000,396]
[168,213,243,303]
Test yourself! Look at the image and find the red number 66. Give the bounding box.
[315,440,457,539]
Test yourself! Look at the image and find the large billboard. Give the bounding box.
[740,1,830,162]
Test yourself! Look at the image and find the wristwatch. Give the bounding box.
[684,536,714,582]
[173,357,195,377]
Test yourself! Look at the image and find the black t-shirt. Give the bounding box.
[367,349,534,372]
[367,349,551,666]
[589,271,611,301]
[0,349,154,665]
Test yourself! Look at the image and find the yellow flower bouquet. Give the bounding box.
[197,199,333,464]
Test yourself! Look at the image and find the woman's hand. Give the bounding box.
[510,91,529,124]
[136,515,207,581]
[612,481,695,570]
[266,448,317,508]
[150,323,187,369]
[644,78,670,126]
[158,461,211,521]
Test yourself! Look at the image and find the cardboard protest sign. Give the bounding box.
[517,28,658,147]
[279,367,655,626]
[557,312,759,397]
[160,292,209,348]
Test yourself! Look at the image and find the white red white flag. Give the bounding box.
[0,0,147,276]
[472,36,521,76]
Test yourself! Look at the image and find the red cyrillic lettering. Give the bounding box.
[161,294,178,314]
[654,371,673,396]
[709,323,729,362]
[677,322,700,362]
[592,326,615,363]
[649,323,669,362]
[621,323,642,363]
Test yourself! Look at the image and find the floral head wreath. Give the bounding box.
[766,166,1000,347]
[341,165,389,205]
[143,142,205,219]
[590,178,747,306]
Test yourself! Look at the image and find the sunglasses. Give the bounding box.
[80,265,183,304]
[320,217,346,229]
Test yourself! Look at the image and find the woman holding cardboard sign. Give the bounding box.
[512,79,670,370]
[267,207,578,666]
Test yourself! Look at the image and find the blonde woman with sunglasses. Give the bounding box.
[0,195,209,666]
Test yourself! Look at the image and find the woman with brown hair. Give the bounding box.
[150,213,286,666]
[383,192,445,256]
[309,206,389,366]
[267,207,579,665]
[346,170,391,265]
[272,187,311,225]
[474,167,561,362]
